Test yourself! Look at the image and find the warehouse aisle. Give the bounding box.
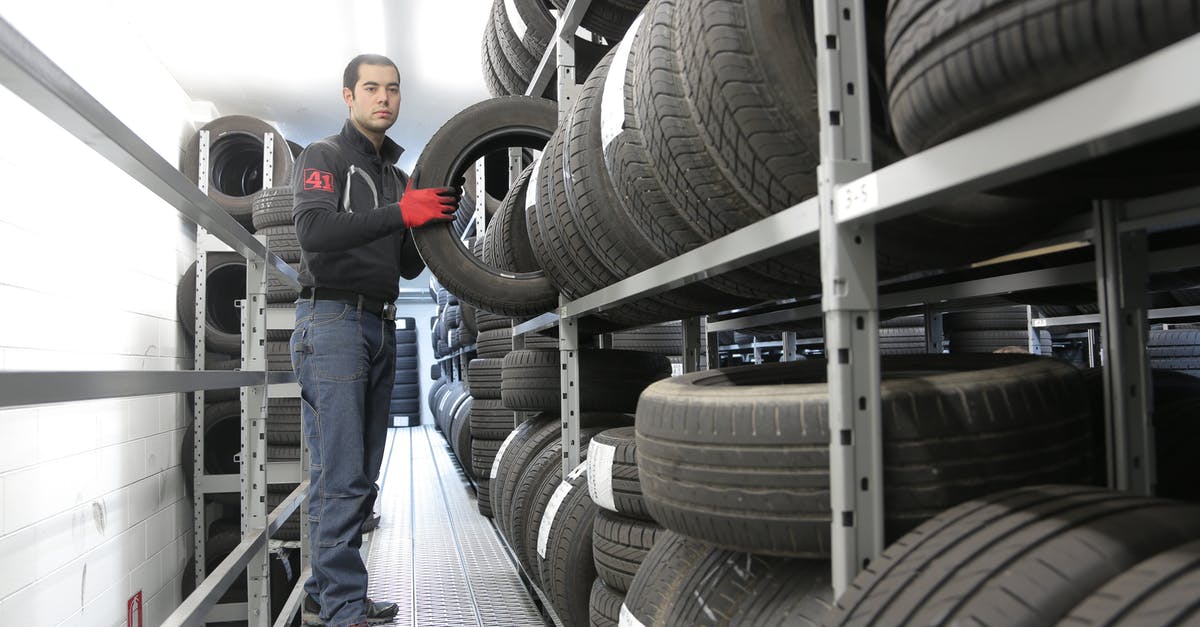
[365,426,546,626]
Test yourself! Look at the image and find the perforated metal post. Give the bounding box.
[923,306,944,354]
[556,13,579,116]
[781,331,798,362]
[816,0,881,596]
[1094,200,1154,494]
[193,129,211,590]
[474,158,487,243]
[241,246,271,625]
[560,301,581,476]
[682,318,703,373]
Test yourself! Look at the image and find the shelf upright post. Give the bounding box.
[239,133,275,626]
[781,331,798,362]
[241,258,271,624]
[193,129,212,591]
[556,8,580,115]
[475,157,487,245]
[1093,200,1154,494]
[815,0,882,596]
[682,318,703,373]
[923,306,944,354]
[560,296,582,476]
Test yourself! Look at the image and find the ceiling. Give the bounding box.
[118,0,495,173]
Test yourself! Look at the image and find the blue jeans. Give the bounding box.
[290,297,395,627]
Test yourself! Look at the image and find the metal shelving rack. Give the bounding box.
[0,15,309,626]
[507,0,1200,598]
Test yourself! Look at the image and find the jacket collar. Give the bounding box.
[339,119,405,163]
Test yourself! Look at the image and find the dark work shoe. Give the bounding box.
[362,512,382,533]
[302,596,399,626]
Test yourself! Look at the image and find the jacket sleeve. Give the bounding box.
[291,142,406,253]
[394,168,427,279]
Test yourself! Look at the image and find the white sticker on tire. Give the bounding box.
[537,463,586,559]
[490,428,521,480]
[525,153,542,215]
[587,440,617,512]
[618,603,647,627]
[503,0,528,41]
[599,12,645,156]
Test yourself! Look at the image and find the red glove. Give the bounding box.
[399,176,460,228]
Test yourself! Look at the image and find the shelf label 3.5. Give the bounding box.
[835,173,879,219]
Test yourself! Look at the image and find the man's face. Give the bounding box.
[344,63,401,135]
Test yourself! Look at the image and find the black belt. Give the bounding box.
[300,287,396,320]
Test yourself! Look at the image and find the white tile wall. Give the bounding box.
[0,2,207,625]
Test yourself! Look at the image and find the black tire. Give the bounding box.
[181,115,294,227]
[204,401,242,475]
[501,349,672,413]
[267,398,301,446]
[885,0,1200,155]
[251,185,294,230]
[586,426,650,520]
[476,327,514,359]
[592,510,663,593]
[475,310,513,332]
[548,0,641,40]
[1155,395,1200,503]
[478,478,494,518]
[636,355,1095,557]
[610,323,687,356]
[450,396,474,475]
[589,579,623,627]
[604,9,782,302]
[260,224,301,263]
[1061,538,1200,626]
[482,164,540,273]
[388,398,420,416]
[484,16,528,95]
[633,0,821,297]
[471,437,505,477]
[943,307,1030,331]
[411,96,560,316]
[267,486,302,540]
[490,0,541,87]
[536,464,599,627]
[492,415,561,538]
[467,358,503,399]
[267,264,301,304]
[470,397,516,439]
[826,485,1200,626]
[623,530,833,627]
[552,44,737,322]
[178,251,247,355]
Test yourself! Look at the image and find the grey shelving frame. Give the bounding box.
[0,14,309,627]
[507,0,1200,598]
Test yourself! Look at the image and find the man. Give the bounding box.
[290,53,459,627]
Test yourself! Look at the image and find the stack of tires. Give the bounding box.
[620,354,1101,624]
[581,427,665,627]
[391,317,421,427]
[488,348,670,625]
[481,0,644,98]
[945,306,1052,355]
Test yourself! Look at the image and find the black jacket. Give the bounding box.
[291,120,424,301]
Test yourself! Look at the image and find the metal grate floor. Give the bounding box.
[364,425,546,627]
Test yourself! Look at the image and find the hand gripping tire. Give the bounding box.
[411,97,559,316]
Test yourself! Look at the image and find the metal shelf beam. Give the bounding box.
[0,370,295,410]
[524,0,596,98]
[833,33,1200,227]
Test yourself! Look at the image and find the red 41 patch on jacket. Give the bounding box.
[303,169,334,192]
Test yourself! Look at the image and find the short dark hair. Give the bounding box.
[343,54,399,91]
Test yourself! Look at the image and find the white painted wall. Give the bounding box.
[0,3,199,625]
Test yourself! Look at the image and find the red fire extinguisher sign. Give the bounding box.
[128,591,143,627]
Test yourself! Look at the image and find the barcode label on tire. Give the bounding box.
[587,440,617,512]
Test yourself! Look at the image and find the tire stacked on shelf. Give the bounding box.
[620,354,1099,624]
[391,317,421,427]
[481,0,641,98]
[825,485,1200,627]
[584,427,666,626]
[945,306,1052,355]
[181,115,295,230]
